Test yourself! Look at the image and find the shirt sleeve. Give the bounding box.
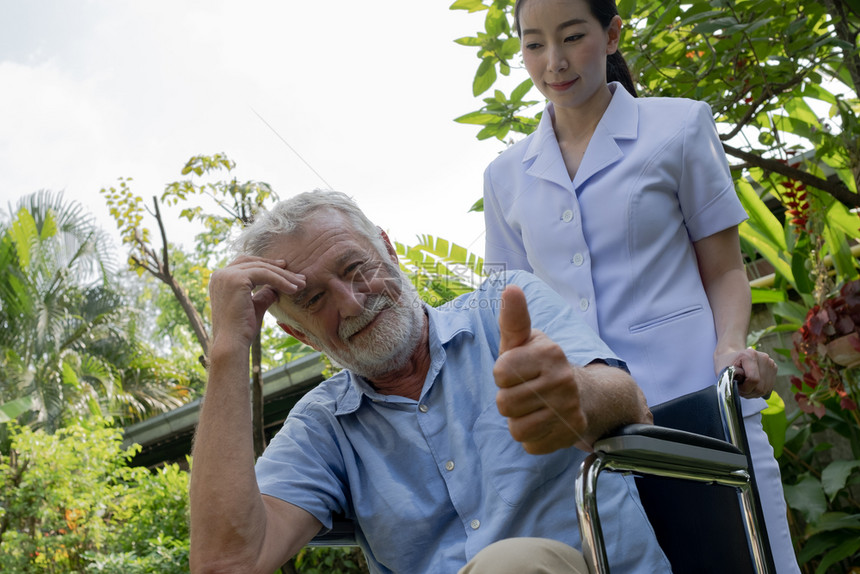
[483,162,533,275]
[255,400,349,530]
[678,101,748,242]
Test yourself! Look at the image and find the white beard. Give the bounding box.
[306,273,425,380]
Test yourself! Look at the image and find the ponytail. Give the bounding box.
[607,51,637,97]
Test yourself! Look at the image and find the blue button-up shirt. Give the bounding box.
[256,270,670,573]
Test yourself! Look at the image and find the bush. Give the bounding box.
[0,419,369,573]
[0,420,189,573]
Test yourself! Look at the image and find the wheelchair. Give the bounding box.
[310,366,776,573]
[576,365,775,573]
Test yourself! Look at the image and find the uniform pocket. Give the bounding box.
[628,305,703,334]
[472,402,571,506]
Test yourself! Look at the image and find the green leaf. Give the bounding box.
[449,0,488,13]
[790,248,814,294]
[510,78,534,103]
[477,123,503,140]
[40,208,58,241]
[9,207,37,270]
[500,37,521,59]
[485,5,508,36]
[750,288,786,305]
[0,396,35,422]
[769,300,808,324]
[798,530,842,563]
[691,17,739,35]
[807,512,860,535]
[814,535,860,574]
[454,36,483,47]
[760,391,786,458]
[801,82,838,106]
[823,223,858,281]
[62,361,81,389]
[739,224,795,287]
[825,200,860,241]
[783,475,827,523]
[736,180,786,251]
[473,58,498,96]
[617,0,637,19]
[821,461,860,501]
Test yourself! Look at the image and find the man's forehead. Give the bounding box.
[265,212,356,257]
[271,222,377,276]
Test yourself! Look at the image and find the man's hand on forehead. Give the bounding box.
[208,255,307,347]
[250,257,306,293]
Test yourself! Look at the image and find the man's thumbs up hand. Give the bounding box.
[498,285,533,355]
[493,285,588,454]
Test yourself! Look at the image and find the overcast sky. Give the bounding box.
[0,0,532,259]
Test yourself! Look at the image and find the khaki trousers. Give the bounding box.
[458,537,589,574]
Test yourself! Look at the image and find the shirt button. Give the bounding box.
[571,253,584,266]
[561,209,574,223]
[418,404,429,413]
[470,519,481,530]
[579,298,589,311]
[445,460,455,471]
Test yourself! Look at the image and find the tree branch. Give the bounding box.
[137,196,211,361]
[822,0,860,94]
[721,73,807,141]
[152,197,172,279]
[722,143,860,208]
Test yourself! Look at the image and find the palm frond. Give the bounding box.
[395,235,486,307]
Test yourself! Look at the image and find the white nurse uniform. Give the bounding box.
[483,82,799,572]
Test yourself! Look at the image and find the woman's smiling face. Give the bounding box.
[518,0,620,112]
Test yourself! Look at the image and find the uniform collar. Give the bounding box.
[522,82,639,190]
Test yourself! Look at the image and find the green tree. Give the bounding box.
[101,154,316,455]
[0,192,188,431]
[452,0,859,209]
[100,177,212,365]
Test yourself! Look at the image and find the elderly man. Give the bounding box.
[189,190,670,574]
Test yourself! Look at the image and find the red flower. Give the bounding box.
[795,392,826,418]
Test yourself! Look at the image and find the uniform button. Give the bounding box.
[418,404,429,413]
[445,460,455,471]
[470,519,481,530]
[562,209,574,223]
[579,298,589,311]
[572,253,584,266]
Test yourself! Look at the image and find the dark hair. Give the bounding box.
[514,0,638,97]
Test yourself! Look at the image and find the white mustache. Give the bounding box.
[338,294,394,340]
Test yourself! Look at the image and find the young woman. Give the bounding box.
[482,0,799,570]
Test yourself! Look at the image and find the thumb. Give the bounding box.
[499,285,532,355]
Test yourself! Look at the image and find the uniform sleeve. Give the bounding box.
[483,162,533,275]
[678,102,748,242]
[503,270,624,369]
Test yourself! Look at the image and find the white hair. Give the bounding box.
[232,189,388,259]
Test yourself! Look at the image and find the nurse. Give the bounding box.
[482,0,799,571]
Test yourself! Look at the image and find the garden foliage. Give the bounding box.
[0,420,189,573]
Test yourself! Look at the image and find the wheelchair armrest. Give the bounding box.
[593,423,748,474]
[306,513,357,547]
